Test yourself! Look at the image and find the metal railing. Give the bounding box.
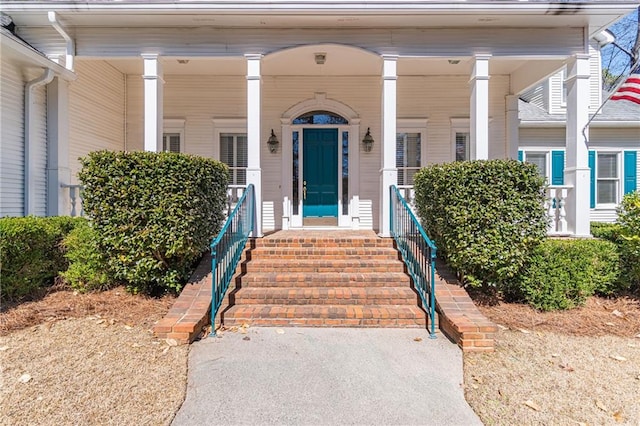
[210,184,255,335]
[390,185,437,339]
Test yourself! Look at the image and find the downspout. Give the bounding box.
[25,69,54,215]
[48,11,74,71]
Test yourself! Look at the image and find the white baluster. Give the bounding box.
[558,188,568,234]
[546,187,555,233]
[282,196,290,230]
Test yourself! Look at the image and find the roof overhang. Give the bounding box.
[1,32,76,81]
[2,1,638,37]
[521,120,640,128]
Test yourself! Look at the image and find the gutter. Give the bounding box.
[25,69,54,215]
[1,32,76,81]
[48,11,74,71]
[521,120,640,128]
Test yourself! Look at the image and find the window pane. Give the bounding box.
[292,110,348,125]
[220,133,247,186]
[597,180,617,204]
[292,131,299,215]
[220,135,233,166]
[526,153,546,178]
[237,135,248,168]
[455,133,469,162]
[598,153,617,179]
[396,132,421,186]
[163,133,181,153]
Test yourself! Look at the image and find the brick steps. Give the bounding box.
[223,304,427,327]
[243,259,405,273]
[238,271,410,287]
[232,287,419,305]
[221,231,429,329]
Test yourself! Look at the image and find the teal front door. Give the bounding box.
[303,129,339,218]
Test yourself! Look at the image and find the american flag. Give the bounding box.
[610,66,640,105]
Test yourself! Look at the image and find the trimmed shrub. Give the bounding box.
[590,222,622,242]
[616,191,640,291]
[519,239,620,310]
[0,216,82,301]
[60,219,112,292]
[414,160,547,292]
[79,151,228,294]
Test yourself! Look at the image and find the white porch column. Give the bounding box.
[565,54,591,237]
[46,77,71,216]
[142,54,163,152]
[379,55,398,237]
[246,54,263,237]
[470,54,491,160]
[505,94,520,160]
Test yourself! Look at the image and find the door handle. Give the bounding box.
[303,181,307,200]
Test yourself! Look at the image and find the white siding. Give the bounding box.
[0,56,25,216]
[520,84,546,111]
[30,74,48,216]
[16,27,67,66]
[68,60,126,184]
[33,26,587,58]
[589,43,602,109]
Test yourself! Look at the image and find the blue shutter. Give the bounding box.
[589,151,596,208]
[517,150,523,162]
[624,151,637,195]
[551,150,564,185]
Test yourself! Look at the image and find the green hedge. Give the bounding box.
[414,159,547,292]
[79,151,228,294]
[590,222,622,242]
[519,239,620,310]
[0,216,82,301]
[60,219,112,292]
[615,191,640,291]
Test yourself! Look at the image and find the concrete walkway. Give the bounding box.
[172,328,482,426]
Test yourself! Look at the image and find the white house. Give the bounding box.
[518,37,640,228]
[1,1,638,237]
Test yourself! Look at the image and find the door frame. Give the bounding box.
[280,95,362,229]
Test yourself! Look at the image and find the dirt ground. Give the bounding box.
[0,287,188,426]
[465,296,640,425]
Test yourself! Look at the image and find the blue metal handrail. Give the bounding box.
[210,184,255,336]
[390,185,438,339]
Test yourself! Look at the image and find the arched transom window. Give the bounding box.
[292,110,349,125]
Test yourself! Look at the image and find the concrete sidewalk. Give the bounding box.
[172,328,482,426]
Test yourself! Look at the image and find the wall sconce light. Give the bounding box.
[362,128,374,152]
[267,129,279,153]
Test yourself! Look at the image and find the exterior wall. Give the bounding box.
[397,75,510,163]
[68,60,126,184]
[519,126,640,222]
[0,55,48,217]
[0,55,26,216]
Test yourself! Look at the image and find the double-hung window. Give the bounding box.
[220,133,248,186]
[163,119,185,153]
[518,150,565,185]
[450,118,470,162]
[162,133,181,153]
[396,119,427,186]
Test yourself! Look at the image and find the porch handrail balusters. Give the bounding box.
[210,183,255,336]
[390,185,437,339]
[60,183,84,217]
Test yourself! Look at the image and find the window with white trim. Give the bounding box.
[455,132,470,162]
[595,152,619,205]
[220,133,248,186]
[450,118,470,162]
[396,119,427,186]
[163,118,185,153]
[522,151,549,180]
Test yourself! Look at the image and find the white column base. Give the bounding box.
[379,169,398,237]
[565,167,591,237]
[247,168,263,237]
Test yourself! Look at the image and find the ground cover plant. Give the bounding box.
[79,150,228,295]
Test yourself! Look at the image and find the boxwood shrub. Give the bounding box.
[60,219,112,292]
[0,216,82,301]
[414,159,547,292]
[615,191,640,292]
[519,238,620,310]
[79,151,228,294]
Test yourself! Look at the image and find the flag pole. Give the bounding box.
[581,57,640,145]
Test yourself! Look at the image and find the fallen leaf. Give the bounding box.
[605,322,615,326]
[472,375,484,384]
[596,400,608,412]
[518,329,530,334]
[628,343,638,348]
[523,400,540,411]
[0,346,9,351]
[18,374,32,384]
[239,327,248,334]
[575,422,587,426]
[242,336,250,341]
[276,329,285,334]
[551,353,560,358]
[559,363,575,372]
[610,355,627,362]
[162,347,170,354]
[96,319,106,325]
[635,333,640,339]
[613,410,624,422]
[611,310,624,318]
[413,337,423,342]
[124,325,133,331]
[165,338,178,347]
[109,318,116,325]
[497,324,508,330]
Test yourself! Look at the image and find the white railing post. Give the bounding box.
[558,187,568,234]
[547,185,572,236]
[282,196,290,230]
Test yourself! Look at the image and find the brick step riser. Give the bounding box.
[249,248,399,255]
[248,253,400,260]
[223,318,427,327]
[252,241,395,249]
[243,265,406,273]
[234,297,419,305]
[237,279,411,288]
